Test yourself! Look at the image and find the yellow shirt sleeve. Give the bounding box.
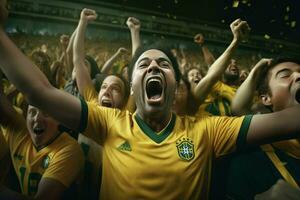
[205,115,252,157]
[42,137,84,187]
[82,85,98,102]
[82,101,123,145]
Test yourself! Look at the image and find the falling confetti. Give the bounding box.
[233,0,239,8]
[264,34,270,39]
[284,15,289,21]
[291,21,296,28]
[286,6,290,12]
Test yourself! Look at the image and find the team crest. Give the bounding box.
[42,155,50,169]
[176,138,195,161]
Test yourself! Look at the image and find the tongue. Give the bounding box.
[150,94,161,100]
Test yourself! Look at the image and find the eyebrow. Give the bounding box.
[137,57,171,65]
[275,68,291,77]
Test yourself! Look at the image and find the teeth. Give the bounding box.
[148,78,161,84]
[101,99,112,107]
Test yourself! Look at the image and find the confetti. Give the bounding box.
[224,6,228,10]
[286,6,290,12]
[233,0,239,8]
[291,21,296,28]
[242,0,247,3]
[264,34,270,39]
[174,0,178,4]
[284,15,289,21]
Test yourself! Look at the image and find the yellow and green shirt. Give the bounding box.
[1,119,84,196]
[79,100,252,200]
[198,81,237,116]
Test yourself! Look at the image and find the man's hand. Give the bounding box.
[80,8,97,23]
[230,18,251,42]
[126,17,140,30]
[117,47,128,54]
[0,0,8,26]
[252,58,272,77]
[194,33,205,45]
[255,179,300,200]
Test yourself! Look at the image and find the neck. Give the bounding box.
[136,110,172,132]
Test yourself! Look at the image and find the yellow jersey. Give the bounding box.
[79,100,252,200]
[1,118,84,196]
[198,81,237,116]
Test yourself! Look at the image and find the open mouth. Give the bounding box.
[146,77,163,101]
[194,79,200,84]
[33,127,45,135]
[101,99,113,108]
[295,89,300,104]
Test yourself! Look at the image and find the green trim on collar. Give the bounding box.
[34,131,63,152]
[236,115,253,150]
[79,97,88,133]
[135,114,176,144]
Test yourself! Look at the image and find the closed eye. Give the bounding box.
[277,71,292,79]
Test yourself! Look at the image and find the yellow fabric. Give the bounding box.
[1,119,84,196]
[198,81,237,116]
[83,84,98,102]
[0,130,9,160]
[261,144,299,188]
[84,101,247,200]
[272,139,300,159]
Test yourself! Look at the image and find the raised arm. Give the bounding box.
[73,8,97,98]
[64,28,78,78]
[0,3,81,131]
[231,59,272,115]
[126,17,141,56]
[192,19,250,104]
[247,105,300,146]
[101,47,128,74]
[194,33,216,66]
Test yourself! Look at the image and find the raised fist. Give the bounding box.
[80,8,97,23]
[194,33,205,45]
[117,47,128,54]
[126,17,140,30]
[230,18,251,42]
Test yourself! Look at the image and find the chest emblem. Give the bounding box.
[42,155,50,169]
[176,138,195,161]
[117,141,132,152]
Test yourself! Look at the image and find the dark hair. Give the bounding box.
[85,55,100,79]
[128,41,181,83]
[97,74,130,107]
[257,56,300,95]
